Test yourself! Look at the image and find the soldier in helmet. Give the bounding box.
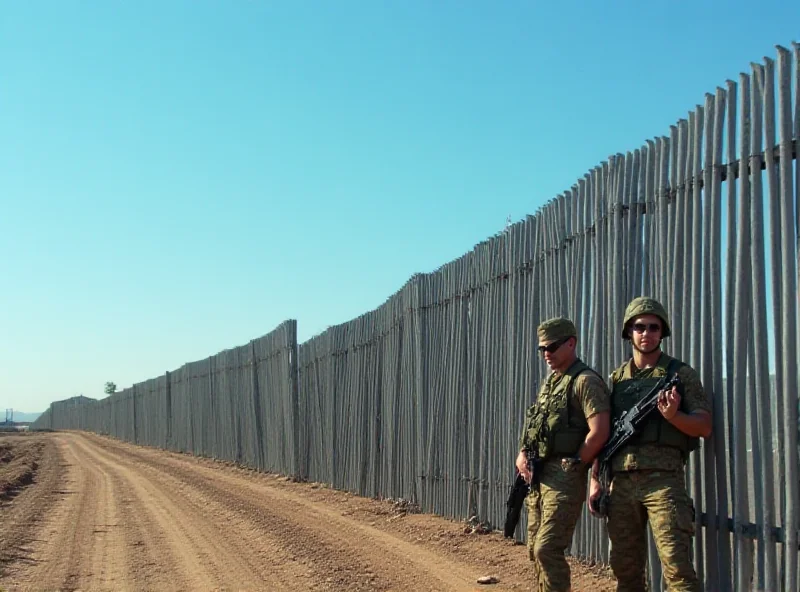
[517,317,610,591]
[588,297,712,592]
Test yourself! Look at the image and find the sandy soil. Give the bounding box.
[0,432,616,591]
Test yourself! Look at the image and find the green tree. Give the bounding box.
[104,381,117,395]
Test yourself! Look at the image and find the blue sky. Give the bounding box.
[1,1,797,412]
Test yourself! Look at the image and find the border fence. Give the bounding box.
[32,43,800,591]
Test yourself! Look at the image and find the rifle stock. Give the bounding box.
[503,448,538,537]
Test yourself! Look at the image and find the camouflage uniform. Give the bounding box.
[606,298,711,592]
[525,460,588,591]
[520,318,610,592]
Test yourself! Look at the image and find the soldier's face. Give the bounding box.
[630,314,662,354]
[538,336,575,371]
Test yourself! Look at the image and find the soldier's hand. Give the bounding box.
[587,477,602,516]
[657,386,681,420]
[515,450,532,483]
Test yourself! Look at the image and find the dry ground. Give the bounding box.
[0,432,616,591]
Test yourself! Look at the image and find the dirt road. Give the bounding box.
[0,432,615,591]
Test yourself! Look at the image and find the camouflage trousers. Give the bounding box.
[607,470,700,592]
[526,460,587,592]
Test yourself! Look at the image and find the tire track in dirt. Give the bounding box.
[69,434,314,591]
[80,438,126,589]
[83,433,491,591]
[0,436,63,581]
[64,435,192,591]
[16,436,102,591]
[6,435,156,591]
[4,433,618,591]
[68,436,269,590]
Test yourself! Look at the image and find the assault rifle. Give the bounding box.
[591,373,681,517]
[504,448,537,537]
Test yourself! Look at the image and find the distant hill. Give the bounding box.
[3,411,42,422]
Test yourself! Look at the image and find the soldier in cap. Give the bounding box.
[516,317,610,591]
[588,297,712,592]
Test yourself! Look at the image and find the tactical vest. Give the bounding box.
[528,360,596,460]
[610,357,699,454]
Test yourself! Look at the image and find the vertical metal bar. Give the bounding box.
[794,43,800,257]
[723,77,738,515]
[714,83,732,584]
[666,126,678,311]
[707,88,728,585]
[658,135,671,303]
[762,66,787,574]
[631,148,644,297]
[795,40,800,591]
[777,45,799,592]
[625,149,639,300]
[751,61,778,590]
[612,153,626,364]
[593,164,606,382]
[688,103,705,582]
[642,140,656,296]
[731,74,753,591]
[671,120,688,363]
[700,97,716,580]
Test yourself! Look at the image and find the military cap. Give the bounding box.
[537,317,577,343]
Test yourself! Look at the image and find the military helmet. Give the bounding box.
[622,297,671,339]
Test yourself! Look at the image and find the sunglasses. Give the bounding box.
[631,323,662,334]
[538,336,572,354]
